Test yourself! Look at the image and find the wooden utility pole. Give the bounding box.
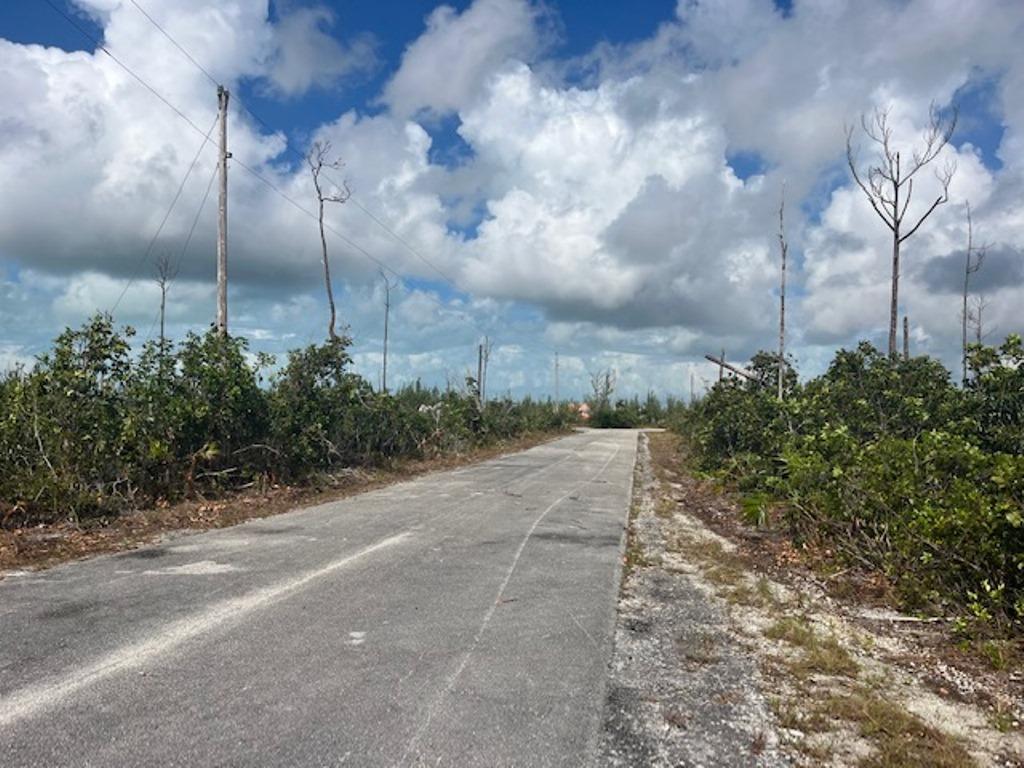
[903,316,909,361]
[718,348,725,382]
[216,85,230,337]
[777,184,788,400]
[477,344,484,406]
[554,351,560,407]
[380,270,394,393]
[480,336,492,402]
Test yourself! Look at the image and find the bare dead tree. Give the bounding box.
[846,103,957,357]
[154,250,178,350]
[961,201,989,384]
[307,140,351,342]
[379,269,396,393]
[777,184,788,400]
[589,368,617,410]
[969,294,992,346]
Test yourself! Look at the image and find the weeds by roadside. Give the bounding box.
[0,314,576,531]
[673,340,1024,636]
[643,430,1023,767]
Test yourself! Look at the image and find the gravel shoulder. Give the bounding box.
[598,431,1023,768]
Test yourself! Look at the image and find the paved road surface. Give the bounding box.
[0,429,637,767]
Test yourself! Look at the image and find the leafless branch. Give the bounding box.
[845,101,958,356]
[307,140,352,341]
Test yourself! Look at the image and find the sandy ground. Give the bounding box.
[598,431,1022,768]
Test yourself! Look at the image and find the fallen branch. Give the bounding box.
[704,354,762,384]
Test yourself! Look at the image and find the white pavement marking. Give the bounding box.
[396,441,624,765]
[0,532,410,730]
[141,560,239,576]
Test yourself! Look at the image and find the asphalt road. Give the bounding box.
[0,428,638,767]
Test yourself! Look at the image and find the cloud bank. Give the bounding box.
[1,0,1023,397]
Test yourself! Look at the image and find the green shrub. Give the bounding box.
[967,334,1024,455]
[0,314,572,525]
[681,342,1024,631]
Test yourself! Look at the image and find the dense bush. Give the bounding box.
[0,314,575,526]
[682,338,1024,631]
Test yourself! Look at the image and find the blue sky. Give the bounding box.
[0,0,1020,398]
[1,1,679,166]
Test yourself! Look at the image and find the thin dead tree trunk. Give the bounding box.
[777,184,788,400]
[307,141,351,342]
[970,294,990,346]
[154,251,177,354]
[847,104,957,357]
[903,315,909,361]
[317,193,337,340]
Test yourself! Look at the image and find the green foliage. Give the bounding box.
[680,343,1024,632]
[0,314,572,525]
[589,391,682,428]
[966,334,1024,454]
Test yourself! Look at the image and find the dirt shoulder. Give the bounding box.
[0,430,566,578]
[600,430,1022,767]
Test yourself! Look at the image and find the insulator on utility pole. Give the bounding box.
[216,85,230,337]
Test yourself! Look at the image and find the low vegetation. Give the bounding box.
[678,339,1024,636]
[0,314,574,527]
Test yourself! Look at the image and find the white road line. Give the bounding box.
[0,532,410,730]
[397,441,624,764]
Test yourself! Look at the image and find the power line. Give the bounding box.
[40,0,213,139]
[127,0,220,88]
[44,0,498,345]
[347,196,459,285]
[230,157,492,340]
[172,161,220,283]
[110,114,219,313]
[122,0,462,289]
[230,157,396,277]
[143,161,219,344]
